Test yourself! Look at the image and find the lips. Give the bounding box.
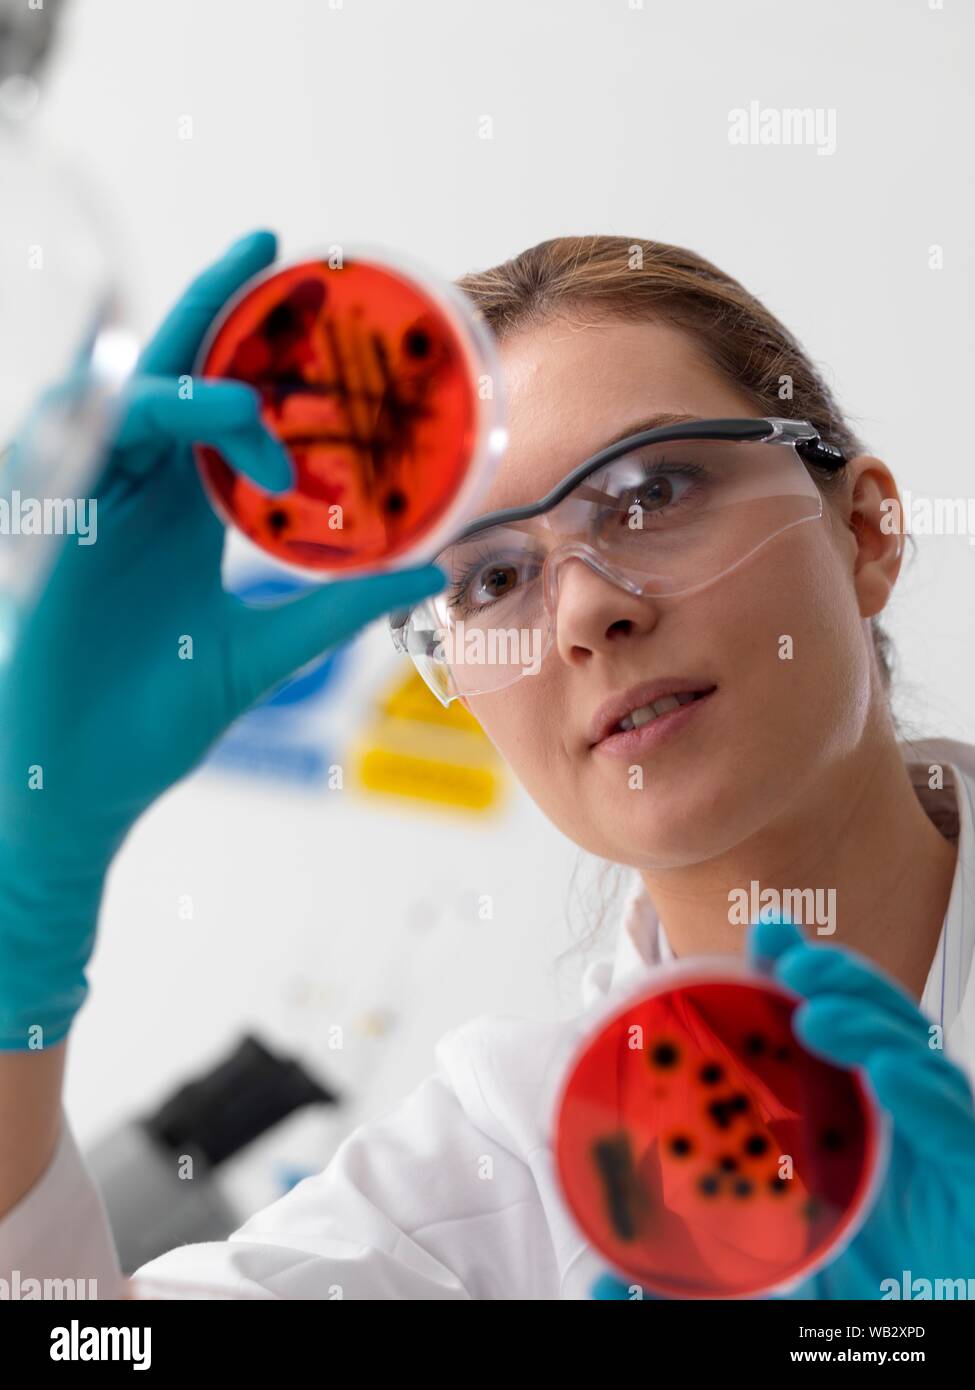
[588,679,718,747]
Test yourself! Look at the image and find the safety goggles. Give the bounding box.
[388,417,846,706]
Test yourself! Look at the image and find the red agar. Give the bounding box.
[555,975,881,1299]
[195,258,478,573]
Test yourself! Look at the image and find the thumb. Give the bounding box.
[226,564,446,709]
[866,1048,975,1167]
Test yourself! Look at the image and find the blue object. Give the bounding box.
[203,575,352,785]
[591,1272,663,1301]
[228,575,350,709]
[592,916,975,1300]
[0,229,446,1051]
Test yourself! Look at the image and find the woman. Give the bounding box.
[1,231,973,1300]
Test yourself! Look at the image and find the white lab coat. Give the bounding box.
[2,736,975,1300]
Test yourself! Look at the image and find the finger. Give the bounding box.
[773,942,926,1035]
[200,427,293,494]
[794,990,975,1117]
[868,1048,975,1165]
[793,994,930,1067]
[137,230,277,378]
[228,565,448,710]
[112,378,292,491]
[114,378,260,451]
[746,914,806,971]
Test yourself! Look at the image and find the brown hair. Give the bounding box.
[456,235,894,692]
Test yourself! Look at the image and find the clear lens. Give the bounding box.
[400,434,824,702]
[404,563,549,702]
[400,598,455,704]
[570,437,823,595]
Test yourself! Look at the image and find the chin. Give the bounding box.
[606,781,762,866]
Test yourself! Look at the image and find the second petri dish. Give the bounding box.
[554,960,886,1299]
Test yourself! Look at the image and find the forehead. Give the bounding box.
[480,316,759,514]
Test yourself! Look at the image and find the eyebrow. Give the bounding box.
[593,411,702,454]
[474,412,706,527]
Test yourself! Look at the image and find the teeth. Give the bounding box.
[653,695,681,715]
[628,706,656,729]
[617,692,696,732]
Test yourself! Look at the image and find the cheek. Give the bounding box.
[466,664,566,776]
[466,528,873,863]
[733,534,873,749]
[634,538,874,849]
[599,541,873,866]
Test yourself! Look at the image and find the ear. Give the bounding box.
[840,456,905,620]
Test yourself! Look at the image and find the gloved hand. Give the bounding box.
[592,918,975,1300]
[0,229,446,1051]
[752,916,975,1299]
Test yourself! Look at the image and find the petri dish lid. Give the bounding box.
[193,243,507,578]
[554,956,887,1300]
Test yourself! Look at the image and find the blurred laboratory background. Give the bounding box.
[2,0,972,1262]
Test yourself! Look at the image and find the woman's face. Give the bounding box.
[461,315,890,869]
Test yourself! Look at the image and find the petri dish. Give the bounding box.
[554,958,886,1299]
[193,246,506,576]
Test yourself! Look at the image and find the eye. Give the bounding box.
[446,547,541,616]
[635,473,686,510]
[472,562,518,603]
[625,463,702,517]
[581,455,710,535]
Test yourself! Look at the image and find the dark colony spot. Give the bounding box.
[708,1099,735,1130]
[267,508,290,534]
[718,1155,739,1173]
[743,1032,766,1056]
[265,303,299,337]
[650,1041,680,1069]
[264,281,325,339]
[404,327,431,358]
[744,1133,769,1157]
[669,1134,693,1157]
[729,1092,750,1114]
[775,1046,792,1062]
[592,1135,645,1242]
[383,489,407,516]
[768,1175,790,1194]
[699,1062,724,1085]
[820,1127,845,1152]
[803,1196,825,1221]
[698,1174,720,1197]
[733,1178,754,1199]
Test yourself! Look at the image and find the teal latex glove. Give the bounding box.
[752,917,975,1299]
[593,919,975,1300]
[0,229,446,1051]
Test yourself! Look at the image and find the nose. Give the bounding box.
[550,553,661,670]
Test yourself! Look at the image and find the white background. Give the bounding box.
[24,0,975,1205]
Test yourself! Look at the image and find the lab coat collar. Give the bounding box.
[594,735,975,1001]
